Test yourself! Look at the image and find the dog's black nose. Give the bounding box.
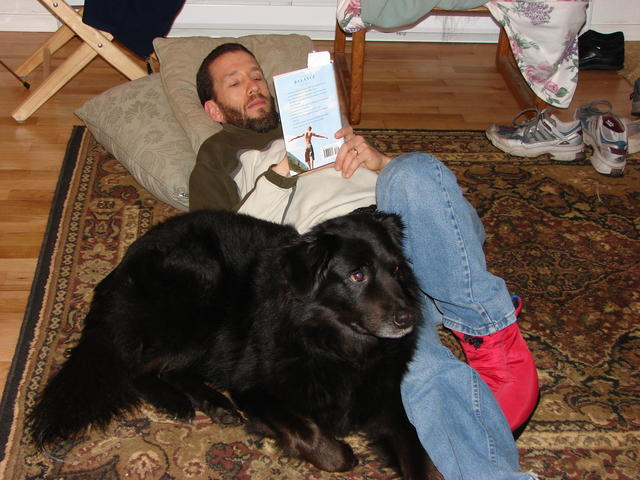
[393,311,414,329]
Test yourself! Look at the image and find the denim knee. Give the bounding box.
[376,152,486,243]
[377,152,444,199]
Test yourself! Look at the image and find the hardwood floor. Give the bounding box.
[0,32,636,393]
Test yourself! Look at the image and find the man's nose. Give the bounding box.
[247,80,259,95]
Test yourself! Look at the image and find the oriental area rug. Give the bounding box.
[1,127,638,480]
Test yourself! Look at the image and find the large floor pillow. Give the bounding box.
[75,73,193,211]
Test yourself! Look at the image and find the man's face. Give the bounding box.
[206,50,279,132]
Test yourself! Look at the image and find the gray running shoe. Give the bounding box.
[575,100,628,177]
[486,109,585,161]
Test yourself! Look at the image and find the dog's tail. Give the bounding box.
[28,323,138,449]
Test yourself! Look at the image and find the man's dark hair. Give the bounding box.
[196,43,257,105]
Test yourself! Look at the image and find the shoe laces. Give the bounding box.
[509,108,578,141]
[576,100,627,144]
[510,108,552,138]
[577,101,627,148]
[576,100,613,120]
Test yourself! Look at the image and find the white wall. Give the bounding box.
[0,0,58,31]
[0,0,638,41]
[588,0,640,38]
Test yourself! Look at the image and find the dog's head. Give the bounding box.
[281,209,422,339]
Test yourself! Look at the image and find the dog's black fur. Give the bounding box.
[30,209,437,479]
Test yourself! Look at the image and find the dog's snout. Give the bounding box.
[393,310,415,329]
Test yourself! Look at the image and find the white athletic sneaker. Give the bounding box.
[575,101,628,177]
[486,109,585,161]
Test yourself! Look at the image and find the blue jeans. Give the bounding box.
[376,153,537,480]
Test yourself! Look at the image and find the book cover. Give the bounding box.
[273,51,344,175]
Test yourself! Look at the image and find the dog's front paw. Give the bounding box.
[203,403,244,426]
[165,401,196,422]
[190,388,244,426]
[327,439,358,472]
[150,392,196,422]
[303,437,358,472]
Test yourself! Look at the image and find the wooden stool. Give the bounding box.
[333,7,548,125]
[11,0,147,123]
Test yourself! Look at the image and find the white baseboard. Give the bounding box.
[591,23,640,40]
[0,13,58,32]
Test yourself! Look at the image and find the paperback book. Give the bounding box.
[273,51,344,175]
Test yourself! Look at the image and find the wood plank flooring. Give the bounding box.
[0,32,637,392]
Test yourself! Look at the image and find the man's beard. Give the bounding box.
[217,93,280,133]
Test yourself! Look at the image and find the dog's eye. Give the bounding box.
[350,270,366,283]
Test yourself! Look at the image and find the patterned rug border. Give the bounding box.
[0,125,86,462]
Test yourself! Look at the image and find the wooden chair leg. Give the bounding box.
[12,42,97,122]
[333,24,351,119]
[348,29,366,125]
[42,47,52,78]
[333,23,366,125]
[335,23,346,55]
[495,27,549,110]
[334,9,552,125]
[14,23,75,77]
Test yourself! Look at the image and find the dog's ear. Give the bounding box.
[281,235,332,298]
[350,207,406,249]
[374,212,406,249]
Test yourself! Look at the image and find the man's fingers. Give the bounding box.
[335,125,354,140]
[340,147,364,178]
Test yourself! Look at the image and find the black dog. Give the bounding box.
[30,209,438,479]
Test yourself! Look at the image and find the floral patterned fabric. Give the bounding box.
[337,0,365,33]
[336,0,588,108]
[486,1,588,108]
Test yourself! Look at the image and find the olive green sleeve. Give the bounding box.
[188,134,242,212]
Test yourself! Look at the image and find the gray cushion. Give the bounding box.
[75,74,192,210]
